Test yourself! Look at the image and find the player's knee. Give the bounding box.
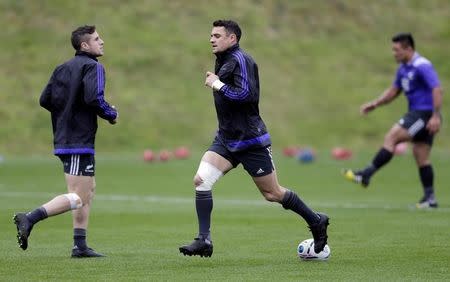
[63,193,83,210]
[193,174,203,188]
[87,189,95,203]
[262,191,279,202]
[194,161,223,191]
[90,182,96,200]
[383,133,394,145]
[259,184,285,202]
[262,187,284,202]
[383,134,398,150]
[415,157,430,167]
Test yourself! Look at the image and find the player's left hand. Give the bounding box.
[426,113,441,134]
[205,71,219,88]
[109,105,118,125]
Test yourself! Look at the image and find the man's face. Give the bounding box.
[210,26,235,54]
[392,42,412,63]
[80,31,104,57]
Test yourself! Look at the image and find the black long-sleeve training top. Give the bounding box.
[213,44,271,152]
[40,51,117,155]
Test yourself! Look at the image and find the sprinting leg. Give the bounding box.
[66,174,95,252]
[413,142,437,208]
[253,172,319,225]
[13,183,85,251]
[252,171,329,253]
[179,151,233,257]
[14,194,83,251]
[64,174,104,258]
[344,124,410,187]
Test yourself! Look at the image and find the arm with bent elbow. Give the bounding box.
[360,86,401,115]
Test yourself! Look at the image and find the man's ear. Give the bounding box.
[230,33,237,44]
[80,41,89,50]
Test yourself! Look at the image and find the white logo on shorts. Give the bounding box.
[85,164,94,172]
[256,168,265,174]
[399,118,405,125]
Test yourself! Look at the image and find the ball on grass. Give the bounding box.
[283,146,299,157]
[297,148,315,163]
[143,149,155,162]
[174,146,190,159]
[158,150,172,162]
[331,147,352,160]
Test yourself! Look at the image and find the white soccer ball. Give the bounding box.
[297,238,331,261]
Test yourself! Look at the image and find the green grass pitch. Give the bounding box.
[0,151,449,281]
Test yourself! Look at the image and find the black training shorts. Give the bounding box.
[398,110,435,145]
[57,154,95,176]
[208,137,275,177]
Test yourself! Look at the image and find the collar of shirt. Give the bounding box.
[405,52,420,66]
[215,43,240,60]
[75,50,99,61]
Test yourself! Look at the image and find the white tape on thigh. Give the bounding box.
[64,193,83,209]
[195,161,223,191]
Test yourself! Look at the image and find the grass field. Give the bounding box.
[0,151,449,281]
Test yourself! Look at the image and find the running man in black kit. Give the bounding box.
[179,20,329,258]
[13,25,118,258]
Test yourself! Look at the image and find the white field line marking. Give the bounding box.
[1,191,449,213]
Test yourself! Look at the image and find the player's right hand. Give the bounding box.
[360,102,376,115]
[205,71,219,88]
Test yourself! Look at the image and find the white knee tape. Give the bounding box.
[64,193,83,209]
[195,161,223,191]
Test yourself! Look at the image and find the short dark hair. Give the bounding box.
[71,25,96,50]
[213,20,242,42]
[392,33,415,50]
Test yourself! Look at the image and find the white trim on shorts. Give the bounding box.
[408,119,425,136]
[70,154,80,175]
